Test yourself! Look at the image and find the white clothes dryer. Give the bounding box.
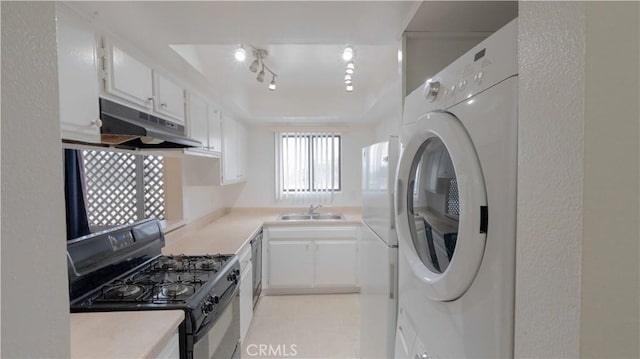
[394,19,517,359]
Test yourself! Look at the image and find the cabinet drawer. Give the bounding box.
[266,226,358,239]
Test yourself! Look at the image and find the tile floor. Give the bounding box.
[241,294,361,359]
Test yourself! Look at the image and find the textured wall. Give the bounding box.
[580,2,640,357]
[516,2,585,357]
[1,2,70,358]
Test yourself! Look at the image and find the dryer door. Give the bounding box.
[396,112,487,301]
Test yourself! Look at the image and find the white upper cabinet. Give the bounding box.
[55,4,101,143]
[153,72,185,124]
[236,120,247,180]
[208,107,222,153]
[222,114,238,183]
[221,114,248,184]
[103,40,153,109]
[186,92,209,149]
[102,40,186,124]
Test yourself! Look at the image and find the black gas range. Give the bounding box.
[67,219,241,359]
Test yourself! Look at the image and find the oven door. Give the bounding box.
[192,293,240,359]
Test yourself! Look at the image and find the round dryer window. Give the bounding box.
[396,112,488,301]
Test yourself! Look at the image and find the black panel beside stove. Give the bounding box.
[67,219,241,359]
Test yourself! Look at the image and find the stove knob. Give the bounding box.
[202,300,214,314]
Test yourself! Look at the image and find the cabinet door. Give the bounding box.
[154,72,185,124]
[268,240,313,288]
[56,4,100,143]
[240,262,253,341]
[187,92,208,149]
[314,240,358,287]
[221,114,237,183]
[235,120,247,180]
[155,331,180,359]
[104,41,153,109]
[208,107,222,153]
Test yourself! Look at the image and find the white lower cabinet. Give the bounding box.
[268,240,314,288]
[155,331,180,359]
[315,240,358,287]
[238,242,253,341]
[265,226,359,292]
[239,261,253,341]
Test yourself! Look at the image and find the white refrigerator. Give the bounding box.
[360,136,400,359]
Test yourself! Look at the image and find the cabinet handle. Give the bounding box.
[160,102,168,108]
[91,119,103,128]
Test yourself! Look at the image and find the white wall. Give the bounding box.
[1,2,70,357]
[580,2,639,357]
[230,125,375,208]
[516,3,585,357]
[516,2,640,357]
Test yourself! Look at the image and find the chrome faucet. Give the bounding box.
[307,204,322,216]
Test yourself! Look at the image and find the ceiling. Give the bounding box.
[67,1,516,124]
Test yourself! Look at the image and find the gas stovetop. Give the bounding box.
[86,254,234,305]
[67,219,242,359]
[67,219,240,313]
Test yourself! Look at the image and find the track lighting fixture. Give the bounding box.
[257,68,265,83]
[269,76,277,91]
[342,46,354,62]
[238,46,278,90]
[234,46,247,62]
[249,58,259,73]
[341,48,355,92]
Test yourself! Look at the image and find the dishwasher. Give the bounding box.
[250,228,263,307]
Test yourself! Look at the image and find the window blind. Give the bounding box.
[275,132,340,204]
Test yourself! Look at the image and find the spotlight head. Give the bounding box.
[342,46,354,62]
[249,59,259,73]
[346,62,355,70]
[234,46,246,62]
[257,69,265,83]
[269,78,276,91]
[345,79,352,85]
[346,84,354,92]
[345,74,352,81]
[346,68,354,75]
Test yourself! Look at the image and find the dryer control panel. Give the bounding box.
[403,19,517,127]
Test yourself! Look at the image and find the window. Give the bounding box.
[276,132,341,201]
[82,150,165,229]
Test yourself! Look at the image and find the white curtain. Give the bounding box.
[275,131,339,205]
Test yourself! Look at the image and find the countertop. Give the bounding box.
[70,208,360,358]
[70,310,184,359]
[163,207,362,255]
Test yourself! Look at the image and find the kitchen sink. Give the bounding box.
[312,214,345,220]
[279,214,313,220]
[278,213,345,221]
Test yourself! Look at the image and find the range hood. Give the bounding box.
[99,98,202,149]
